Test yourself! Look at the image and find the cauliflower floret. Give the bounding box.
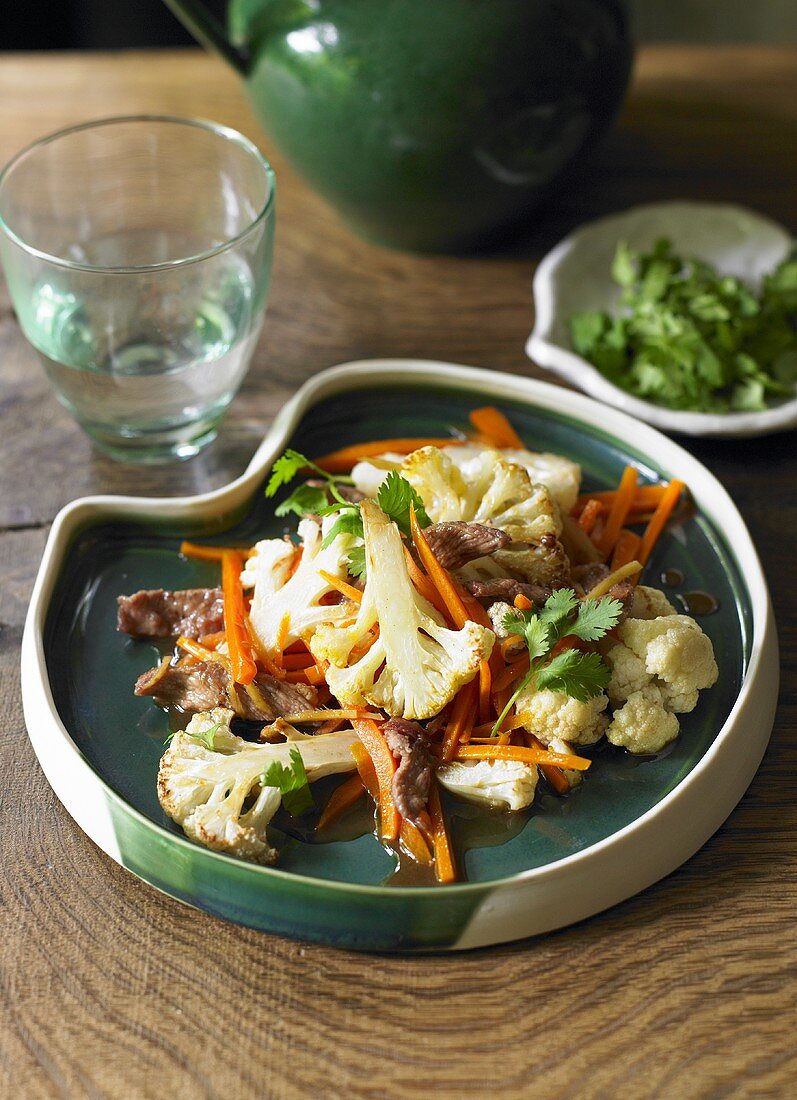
[548,736,586,787]
[402,447,569,586]
[311,500,493,720]
[515,685,609,746]
[158,708,357,862]
[243,516,358,654]
[443,443,581,513]
[609,614,718,714]
[629,585,678,620]
[351,453,405,498]
[437,758,537,811]
[606,685,680,754]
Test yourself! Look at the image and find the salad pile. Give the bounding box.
[119,407,718,883]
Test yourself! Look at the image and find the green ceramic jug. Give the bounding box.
[164,0,633,252]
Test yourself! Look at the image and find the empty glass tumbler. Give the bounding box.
[0,116,275,461]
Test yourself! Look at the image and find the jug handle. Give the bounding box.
[162,1,249,75]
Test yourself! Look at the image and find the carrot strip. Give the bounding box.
[179,540,253,562]
[611,529,642,571]
[281,652,316,670]
[595,465,639,558]
[316,774,365,831]
[468,406,524,450]
[428,781,457,884]
[638,480,687,567]
[499,635,523,662]
[441,681,478,763]
[283,664,327,685]
[410,507,469,629]
[318,569,363,604]
[285,546,303,580]
[352,719,400,843]
[575,485,668,511]
[176,635,220,663]
[273,612,292,669]
[471,713,527,738]
[198,630,226,650]
[313,438,461,474]
[403,546,450,618]
[578,498,603,535]
[221,550,257,685]
[457,744,591,771]
[400,821,433,865]
[525,732,570,794]
[478,660,492,724]
[492,656,530,694]
[513,593,533,611]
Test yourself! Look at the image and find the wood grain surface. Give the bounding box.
[0,47,795,1100]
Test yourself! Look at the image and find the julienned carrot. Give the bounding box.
[442,681,478,762]
[492,656,530,694]
[180,540,252,562]
[478,660,492,725]
[313,438,462,474]
[595,465,639,558]
[316,774,365,831]
[525,732,570,794]
[318,569,363,604]
[281,652,316,670]
[638,480,686,567]
[244,616,284,680]
[352,719,400,843]
[410,506,469,629]
[221,551,257,685]
[578,498,603,535]
[456,744,591,771]
[574,485,668,512]
[611,529,642,571]
[352,741,432,864]
[404,546,450,618]
[471,713,527,738]
[284,664,327,685]
[428,781,457,884]
[198,630,227,650]
[176,635,222,663]
[468,406,524,450]
[513,593,533,611]
[273,612,292,670]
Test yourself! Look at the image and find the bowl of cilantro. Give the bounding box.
[527,202,797,436]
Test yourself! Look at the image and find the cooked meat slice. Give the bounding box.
[383,717,435,823]
[465,577,553,608]
[135,659,316,720]
[424,521,511,571]
[117,588,224,639]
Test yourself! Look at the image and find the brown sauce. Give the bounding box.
[677,590,719,616]
[661,568,685,587]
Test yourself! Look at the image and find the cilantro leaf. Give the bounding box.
[261,747,313,816]
[345,544,367,579]
[502,608,551,664]
[266,449,312,497]
[274,482,330,519]
[535,650,610,702]
[169,719,222,751]
[570,596,624,642]
[376,471,431,536]
[321,506,364,549]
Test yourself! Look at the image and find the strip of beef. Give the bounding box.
[383,717,435,823]
[465,577,553,609]
[135,659,316,721]
[424,521,511,571]
[118,588,224,639]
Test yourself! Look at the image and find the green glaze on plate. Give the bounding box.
[26,365,778,950]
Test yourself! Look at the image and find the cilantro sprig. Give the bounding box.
[265,450,431,579]
[493,589,623,736]
[261,746,313,817]
[165,719,223,750]
[569,238,797,413]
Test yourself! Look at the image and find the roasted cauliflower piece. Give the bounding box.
[401,446,569,587]
[310,500,493,720]
[629,585,678,620]
[514,684,609,746]
[606,613,718,715]
[242,516,358,655]
[442,443,581,513]
[158,708,357,862]
[437,758,538,811]
[606,685,680,754]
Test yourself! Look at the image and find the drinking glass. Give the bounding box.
[0,116,275,462]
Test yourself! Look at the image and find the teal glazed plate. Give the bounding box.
[22,361,779,952]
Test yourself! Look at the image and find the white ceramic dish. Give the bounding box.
[527,201,797,436]
[21,360,779,951]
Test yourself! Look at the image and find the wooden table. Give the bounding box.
[1,47,795,1098]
